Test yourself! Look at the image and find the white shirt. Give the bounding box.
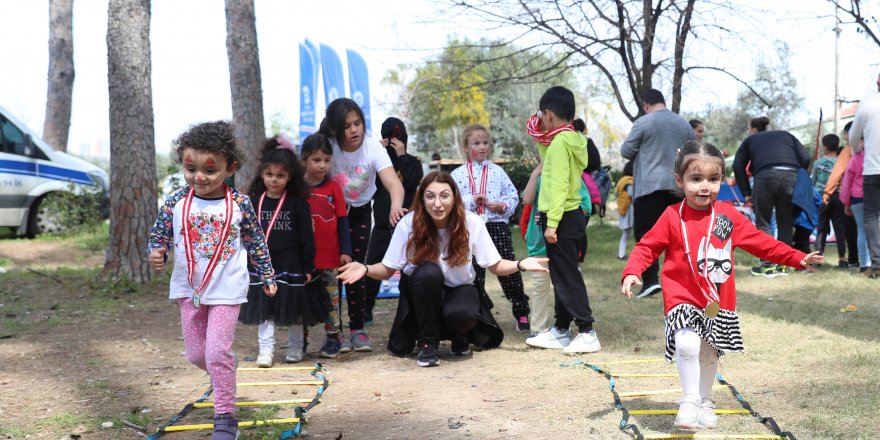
[168,195,251,304]
[382,211,502,287]
[850,91,880,176]
[330,137,393,207]
[450,160,520,222]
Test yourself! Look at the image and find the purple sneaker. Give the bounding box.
[350,330,373,352]
[212,414,239,440]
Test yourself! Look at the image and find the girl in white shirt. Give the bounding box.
[319,98,406,353]
[337,171,547,368]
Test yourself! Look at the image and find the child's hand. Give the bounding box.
[340,254,352,265]
[305,273,312,284]
[263,283,277,297]
[149,248,167,272]
[845,205,853,216]
[621,275,642,298]
[390,207,408,226]
[800,251,824,272]
[487,201,507,213]
[337,262,367,284]
[544,227,557,244]
[474,194,488,206]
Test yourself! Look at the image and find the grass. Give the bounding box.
[1,221,878,439]
[512,220,880,439]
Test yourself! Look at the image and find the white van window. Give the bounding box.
[0,116,30,156]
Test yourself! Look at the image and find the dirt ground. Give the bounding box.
[0,239,627,440]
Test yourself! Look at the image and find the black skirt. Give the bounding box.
[239,249,328,327]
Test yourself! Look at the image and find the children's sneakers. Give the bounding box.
[515,315,530,332]
[319,333,341,358]
[525,327,572,349]
[286,327,305,363]
[698,398,718,429]
[450,337,471,356]
[350,330,374,352]
[255,352,273,368]
[212,414,239,440]
[749,264,786,278]
[673,394,702,430]
[417,340,440,367]
[562,330,601,353]
[339,334,353,353]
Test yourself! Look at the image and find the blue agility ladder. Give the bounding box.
[563,359,796,439]
[148,363,329,439]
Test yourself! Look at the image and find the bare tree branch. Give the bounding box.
[685,65,774,108]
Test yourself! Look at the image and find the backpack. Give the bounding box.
[594,166,612,217]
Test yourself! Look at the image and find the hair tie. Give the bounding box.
[276,133,296,152]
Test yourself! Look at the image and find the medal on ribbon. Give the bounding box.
[182,185,234,309]
[679,202,722,319]
[467,160,490,222]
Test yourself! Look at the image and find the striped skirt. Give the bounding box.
[664,303,743,363]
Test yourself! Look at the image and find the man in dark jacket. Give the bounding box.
[732,116,811,277]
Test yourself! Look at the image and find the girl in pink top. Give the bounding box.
[841,144,872,270]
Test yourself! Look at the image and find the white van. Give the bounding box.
[0,106,109,236]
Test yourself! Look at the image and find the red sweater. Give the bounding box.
[622,201,807,314]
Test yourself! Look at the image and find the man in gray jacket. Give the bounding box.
[620,89,696,298]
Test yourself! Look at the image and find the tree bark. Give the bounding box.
[43,0,75,152]
[104,0,156,284]
[225,0,265,194]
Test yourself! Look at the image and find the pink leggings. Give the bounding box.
[179,299,240,415]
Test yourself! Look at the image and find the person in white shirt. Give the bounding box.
[337,171,548,367]
[849,72,880,278]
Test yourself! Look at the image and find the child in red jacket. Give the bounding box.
[621,141,823,430]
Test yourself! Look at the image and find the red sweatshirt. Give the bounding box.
[622,201,807,314]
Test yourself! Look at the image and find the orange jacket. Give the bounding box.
[822,146,851,205]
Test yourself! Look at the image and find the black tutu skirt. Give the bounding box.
[239,251,329,327]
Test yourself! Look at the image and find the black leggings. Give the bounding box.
[402,263,481,343]
[471,222,529,318]
[343,204,372,330]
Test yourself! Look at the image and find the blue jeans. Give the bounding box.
[863,174,880,269]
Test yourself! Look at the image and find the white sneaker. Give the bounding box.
[525,327,572,349]
[698,398,718,429]
[286,327,305,363]
[674,394,701,430]
[562,330,601,353]
[255,352,273,368]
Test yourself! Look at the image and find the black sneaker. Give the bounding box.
[417,340,440,367]
[451,337,471,356]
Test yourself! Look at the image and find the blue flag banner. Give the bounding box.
[346,49,371,135]
[298,42,319,140]
[319,44,346,108]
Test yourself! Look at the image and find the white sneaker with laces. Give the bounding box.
[698,398,718,429]
[525,327,572,349]
[255,352,273,368]
[674,394,702,430]
[562,330,601,353]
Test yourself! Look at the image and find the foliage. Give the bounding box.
[685,45,804,154]
[267,111,297,142]
[41,183,105,234]
[384,37,575,160]
[500,158,538,194]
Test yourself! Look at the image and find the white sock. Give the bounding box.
[257,321,275,354]
[674,327,701,399]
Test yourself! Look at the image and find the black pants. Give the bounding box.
[343,204,372,330]
[403,263,481,343]
[752,169,797,261]
[633,190,683,286]
[540,210,594,332]
[364,225,393,322]
[471,222,530,318]
[816,192,857,262]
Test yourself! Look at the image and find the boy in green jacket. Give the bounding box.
[524,86,601,354]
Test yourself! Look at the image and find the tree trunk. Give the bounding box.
[671,0,696,114]
[225,0,265,194]
[43,0,75,152]
[104,0,156,283]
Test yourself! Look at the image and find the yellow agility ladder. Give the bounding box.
[147,362,329,439]
[563,359,796,440]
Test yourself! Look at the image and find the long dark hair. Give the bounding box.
[248,135,308,199]
[406,171,470,267]
[318,98,366,147]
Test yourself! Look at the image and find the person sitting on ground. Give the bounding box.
[337,171,549,367]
